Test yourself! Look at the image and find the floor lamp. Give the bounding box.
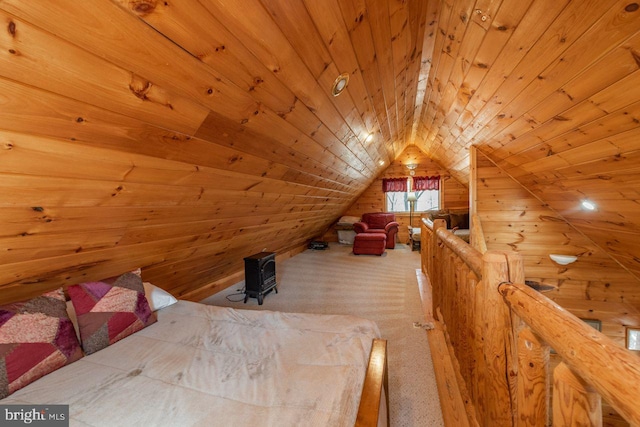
[407,192,417,228]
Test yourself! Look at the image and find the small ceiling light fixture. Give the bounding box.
[581,199,597,211]
[331,73,349,97]
[365,133,374,143]
[406,163,418,176]
[549,254,578,265]
[378,159,385,166]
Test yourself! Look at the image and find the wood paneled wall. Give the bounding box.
[474,149,640,425]
[474,150,640,343]
[1,0,639,315]
[415,0,640,283]
[0,0,431,303]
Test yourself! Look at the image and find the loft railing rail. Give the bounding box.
[420,217,640,426]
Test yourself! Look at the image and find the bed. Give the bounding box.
[1,282,388,427]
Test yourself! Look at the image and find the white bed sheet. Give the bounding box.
[3,301,382,427]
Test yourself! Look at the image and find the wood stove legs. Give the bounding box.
[244,285,278,305]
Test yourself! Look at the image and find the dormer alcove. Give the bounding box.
[324,145,469,243]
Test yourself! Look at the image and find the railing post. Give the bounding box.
[430,219,446,318]
[431,219,446,276]
[420,219,428,275]
[553,362,602,427]
[516,327,549,427]
[470,214,487,254]
[481,251,513,426]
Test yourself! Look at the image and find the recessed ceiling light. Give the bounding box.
[581,200,597,211]
[365,133,374,143]
[331,73,349,97]
[378,160,385,166]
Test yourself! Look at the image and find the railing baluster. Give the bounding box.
[505,251,526,426]
[553,362,602,427]
[481,252,513,426]
[473,278,485,422]
[516,327,549,427]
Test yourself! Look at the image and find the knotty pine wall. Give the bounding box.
[0,1,397,304]
[323,145,469,244]
[474,150,640,346]
[474,149,640,425]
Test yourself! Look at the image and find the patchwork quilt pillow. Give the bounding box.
[68,272,157,355]
[0,288,83,399]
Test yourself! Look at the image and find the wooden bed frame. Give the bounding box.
[356,339,389,427]
[3,288,389,426]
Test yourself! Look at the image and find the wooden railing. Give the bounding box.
[420,217,640,426]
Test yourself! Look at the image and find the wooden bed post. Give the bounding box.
[356,339,389,427]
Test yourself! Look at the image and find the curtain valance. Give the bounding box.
[413,175,440,191]
[382,177,408,193]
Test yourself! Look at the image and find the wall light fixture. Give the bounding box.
[549,254,578,265]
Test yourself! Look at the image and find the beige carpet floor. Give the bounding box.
[201,242,444,426]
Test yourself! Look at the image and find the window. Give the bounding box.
[627,327,640,351]
[384,176,440,213]
[386,190,439,212]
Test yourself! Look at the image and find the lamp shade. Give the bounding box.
[407,192,417,202]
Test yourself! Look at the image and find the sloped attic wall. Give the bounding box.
[474,150,640,348]
[0,1,435,304]
[331,145,469,244]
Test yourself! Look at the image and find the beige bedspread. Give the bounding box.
[3,301,381,426]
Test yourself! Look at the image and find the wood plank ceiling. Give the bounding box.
[0,0,639,300]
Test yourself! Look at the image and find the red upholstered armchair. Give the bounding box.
[353,213,399,249]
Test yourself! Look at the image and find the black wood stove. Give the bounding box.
[243,251,278,305]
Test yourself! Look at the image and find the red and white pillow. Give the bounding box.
[0,270,178,398]
[0,288,83,399]
[68,271,157,355]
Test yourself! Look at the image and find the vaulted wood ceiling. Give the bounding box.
[1,0,639,300]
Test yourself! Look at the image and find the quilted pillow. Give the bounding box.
[0,288,83,399]
[68,272,157,355]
